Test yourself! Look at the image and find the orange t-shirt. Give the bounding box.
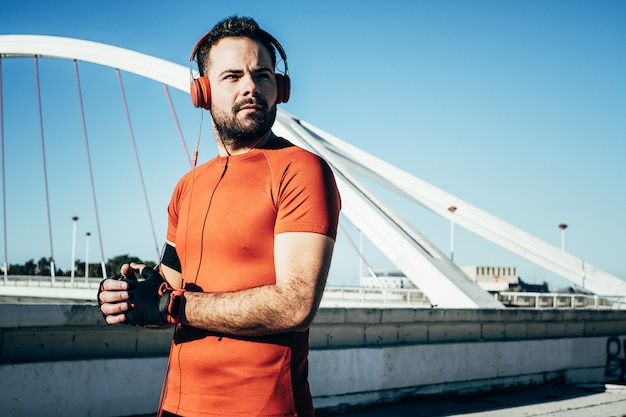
[162,137,341,416]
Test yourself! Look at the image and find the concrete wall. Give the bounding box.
[1,303,626,416]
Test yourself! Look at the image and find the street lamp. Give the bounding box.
[49,256,56,282]
[448,206,457,262]
[71,216,79,284]
[558,223,568,252]
[84,232,91,282]
[558,223,567,274]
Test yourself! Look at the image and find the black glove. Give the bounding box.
[122,267,185,326]
[99,268,184,326]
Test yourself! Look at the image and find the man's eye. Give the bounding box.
[223,74,239,80]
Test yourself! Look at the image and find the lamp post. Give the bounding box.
[558,223,568,252]
[70,216,79,284]
[84,232,91,282]
[448,206,457,262]
[558,223,567,273]
[49,256,55,282]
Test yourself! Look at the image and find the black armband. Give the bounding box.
[161,243,182,273]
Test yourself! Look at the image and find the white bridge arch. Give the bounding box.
[1,34,624,308]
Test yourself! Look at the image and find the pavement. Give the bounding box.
[145,383,626,417]
[323,383,626,417]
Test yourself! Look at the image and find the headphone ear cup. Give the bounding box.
[275,74,291,104]
[190,76,212,110]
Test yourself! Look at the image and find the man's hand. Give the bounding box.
[98,265,133,325]
[98,263,184,326]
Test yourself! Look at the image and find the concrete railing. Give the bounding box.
[1,302,626,416]
[321,286,431,307]
[498,291,626,310]
[0,274,102,287]
[3,276,625,311]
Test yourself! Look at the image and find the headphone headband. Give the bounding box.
[189,29,288,69]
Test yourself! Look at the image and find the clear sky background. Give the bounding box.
[0,0,624,290]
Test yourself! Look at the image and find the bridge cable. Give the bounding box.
[73,60,107,279]
[337,221,385,288]
[163,85,192,169]
[0,58,7,283]
[115,69,160,259]
[34,56,56,281]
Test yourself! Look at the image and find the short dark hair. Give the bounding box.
[195,16,277,76]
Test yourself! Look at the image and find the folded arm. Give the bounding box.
[99,232,335,335]
[182,232,334,335]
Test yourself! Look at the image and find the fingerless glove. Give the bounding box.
[120,267,185,326]
[96,267,184,326]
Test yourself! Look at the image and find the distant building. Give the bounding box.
[461,266,519,292]
[360,266,525,294]
[360,269,418,289]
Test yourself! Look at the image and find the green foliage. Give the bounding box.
[8,259,37,275]
[7,254,156,278]
[105,254,156,279]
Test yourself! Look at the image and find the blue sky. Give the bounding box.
[0,0,624,289]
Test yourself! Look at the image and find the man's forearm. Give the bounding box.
[179,233,334,337]
[180,281,324,336]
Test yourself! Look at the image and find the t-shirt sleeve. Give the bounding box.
[166,177,185,245]
[274,152,341,239]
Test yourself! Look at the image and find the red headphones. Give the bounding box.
[189,29,291,110]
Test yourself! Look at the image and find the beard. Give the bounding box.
[211,97,277,148]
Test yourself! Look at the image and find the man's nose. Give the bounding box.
[240,74,261,97]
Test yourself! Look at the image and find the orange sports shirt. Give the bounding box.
[162,137,341,416]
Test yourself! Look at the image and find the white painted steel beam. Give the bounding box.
[273,113,502,308]
[290,118,626,298]
[0,35,189,92]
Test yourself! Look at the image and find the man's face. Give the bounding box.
[206,37,278,147]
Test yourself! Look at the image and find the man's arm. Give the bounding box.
[181,232,334,336]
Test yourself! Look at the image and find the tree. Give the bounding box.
[106,254,156,278]
[36,257,50,275]
[8,259,36,275]
[5,254,155,277]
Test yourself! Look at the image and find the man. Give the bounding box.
[98,16,341,417]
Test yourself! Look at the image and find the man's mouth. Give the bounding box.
[235,98,267,112]
[239,104,262,111]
